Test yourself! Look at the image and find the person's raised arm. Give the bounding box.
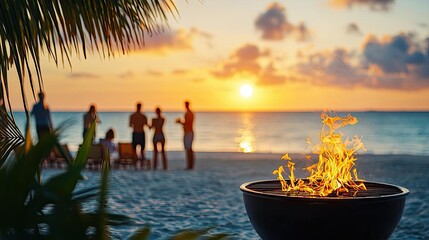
[148,118,153,129]
[95,113,101,123]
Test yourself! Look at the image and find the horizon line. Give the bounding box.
[9,109,429,113]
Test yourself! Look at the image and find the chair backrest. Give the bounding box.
[118,143,134,159]
[87,144,104,160]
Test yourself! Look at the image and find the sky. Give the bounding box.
[7,0,429,112]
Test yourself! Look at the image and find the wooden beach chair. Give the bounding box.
[115,142,150,169]
[115,142,137,168]
[51,144,73,168]
[86,144,105,169]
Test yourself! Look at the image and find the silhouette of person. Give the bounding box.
[150,107,167,170]
[31,92,53,140]
[176,101,195,170]
[83,104,101,142]
[129,102,148,162]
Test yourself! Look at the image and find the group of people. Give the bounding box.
[31,91,195,170]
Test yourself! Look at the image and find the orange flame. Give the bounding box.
[273,112,367,197]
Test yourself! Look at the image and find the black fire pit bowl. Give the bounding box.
[240,180,409,240]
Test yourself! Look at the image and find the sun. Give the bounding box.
[240,84,254,98]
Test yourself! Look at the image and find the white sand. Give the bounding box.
[44,152,429,239]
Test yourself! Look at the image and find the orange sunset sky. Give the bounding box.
[6,0,429,112]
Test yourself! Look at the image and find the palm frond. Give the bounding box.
[170,227,215,240]
[41,122,96,199]
[0,129,56,228]
[0,0,177,112]
[0,106,24,165]
[95,146,111,240]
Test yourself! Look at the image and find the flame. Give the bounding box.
[273,112,367,197]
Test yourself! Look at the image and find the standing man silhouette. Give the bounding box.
[31,92,53,140]
[176,101,195,169]
[129,102,148,163]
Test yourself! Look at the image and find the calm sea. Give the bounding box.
[11,111,429,156]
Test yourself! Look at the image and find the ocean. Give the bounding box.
[12,111,429,156]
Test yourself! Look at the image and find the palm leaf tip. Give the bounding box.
[170,227,219,240]
[128,225,151,240]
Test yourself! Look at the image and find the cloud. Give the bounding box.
[118,71,134,79]
[255,3,310,41]
[212,44,267,78]
[136,28,212,55]
[361,33,429,88]
[294,33,429,90]
[347,23,362,35]
[295,22,311,41]
[330,0,395,11]
[259,63,287,85]
[146,70,164,77]
[422,37,429,53]
[295,48,365,87]
[362,33,427,73]
[212,43,286,85]
[68,72,100,79]
[192,78,205,83]
[171,69,190,76]
[417,22,428,29]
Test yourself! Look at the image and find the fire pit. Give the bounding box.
[241,179,409,240]
[240,112,410,240]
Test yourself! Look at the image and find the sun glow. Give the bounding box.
[240,84,253,98]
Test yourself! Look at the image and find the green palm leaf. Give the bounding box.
[169,227,230,240]
[95,146,111,240]
[0,106,24,166]
[41,122,96,199]
[128,225,151,240]
[0,128,55,230]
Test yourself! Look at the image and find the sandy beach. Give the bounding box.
[43,151,429,239]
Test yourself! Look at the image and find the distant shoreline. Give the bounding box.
[67,150,429,161]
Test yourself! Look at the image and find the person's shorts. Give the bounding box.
[184,132,194,150]
[153,133,165,144]
[132,132,145,150]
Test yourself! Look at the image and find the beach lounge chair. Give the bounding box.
[116,142,150,169]
[115,142,136,168]
[85,144,106,169]
[51,144,73,168]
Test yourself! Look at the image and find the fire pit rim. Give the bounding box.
[240,179,409,201]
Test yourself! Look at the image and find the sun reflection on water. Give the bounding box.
[236,113,256,153]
